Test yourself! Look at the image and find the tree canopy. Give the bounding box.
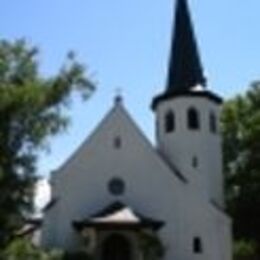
[221,82,260,256]
[0,39,95,246]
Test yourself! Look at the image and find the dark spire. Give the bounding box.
[151,0,223,110]
[166,0,206,93]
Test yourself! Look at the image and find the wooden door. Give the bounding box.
[102,234,131,260]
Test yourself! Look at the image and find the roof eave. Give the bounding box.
[151,90,223,111]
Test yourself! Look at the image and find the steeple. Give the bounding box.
[151,0,222,110]
[167,0,206,93]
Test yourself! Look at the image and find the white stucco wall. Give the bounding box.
[41,101,231,260]
[155,96,224,206]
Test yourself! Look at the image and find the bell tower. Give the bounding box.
[152,0,224,206]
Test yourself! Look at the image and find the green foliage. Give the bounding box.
[1,239,94,260]
[221,82,260,256]
[1,239,64,260]
[233,240,257,260]
[0,39,95,246]
[138,230,165,260]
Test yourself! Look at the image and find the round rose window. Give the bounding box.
[108,178,125,196]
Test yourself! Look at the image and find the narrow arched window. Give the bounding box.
[187,107,200,130]
[209,112,217,133]
[192,156,199,168]
[114,136,122,149]
[156,119,159,139]
[165,110,175,133]
[193,237,203,254]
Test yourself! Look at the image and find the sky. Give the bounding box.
[1,0,260,198]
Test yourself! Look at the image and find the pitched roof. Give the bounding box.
[152,0,222,110]
[167,0,206,93]
[73,201,165,231]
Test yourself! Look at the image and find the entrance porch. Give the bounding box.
[73,202,165,260]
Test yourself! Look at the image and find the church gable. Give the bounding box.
[50,99,188,222]
[54,99,185,188]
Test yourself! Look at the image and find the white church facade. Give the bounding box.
[41,0,232,259]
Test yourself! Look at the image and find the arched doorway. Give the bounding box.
[101,233,132,260]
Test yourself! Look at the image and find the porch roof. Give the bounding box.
[73,201,164,231]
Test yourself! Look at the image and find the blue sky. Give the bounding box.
[1,0,260,178]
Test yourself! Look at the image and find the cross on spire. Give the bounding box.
[114,87,123,104]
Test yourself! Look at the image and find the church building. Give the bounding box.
[41,0,232,259]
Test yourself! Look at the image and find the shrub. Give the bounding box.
[233,240,258,260]
[1,239,63,260]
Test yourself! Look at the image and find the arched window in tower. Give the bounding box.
[192,156,199,168]
[165,110,175,133]
[187,107,200,130]
[209,111,217,133]
[156,119,160,139]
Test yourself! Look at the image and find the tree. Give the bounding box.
[233,240,258,260]
[0,39,95,246]
[1,238,94,260]
[221,82,260,256]
[2,238,63,260]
